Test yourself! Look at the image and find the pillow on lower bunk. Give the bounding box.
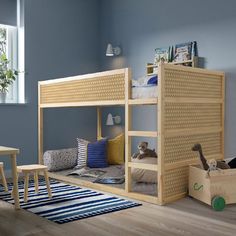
[43,148,77,171]
[98,133,125,165]
[76,138,90,169]
[76,138,108,169]
[87,139,108,168]
[107,133,125,165]
[131,157,157,184]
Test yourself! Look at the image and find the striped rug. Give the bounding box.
[0,179,141,224]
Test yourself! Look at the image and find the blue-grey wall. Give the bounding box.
[0,0,100,171]
[1,0,236,172]
[0,0,17,26]
[100,0,236,158]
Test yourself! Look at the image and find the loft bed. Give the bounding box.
[38,64,225,205]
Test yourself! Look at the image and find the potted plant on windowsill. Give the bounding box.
[0,53,18,103]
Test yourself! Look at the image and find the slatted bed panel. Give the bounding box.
[39,69,126,105]
[159,64,225,204]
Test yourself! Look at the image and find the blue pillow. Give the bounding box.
[147,75,158,85]
[87,139,108,168]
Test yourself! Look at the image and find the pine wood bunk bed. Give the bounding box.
[38,64,225,205]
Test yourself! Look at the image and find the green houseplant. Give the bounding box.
[0,54,18,98]
[0,28,18,103]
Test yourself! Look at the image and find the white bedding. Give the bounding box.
[131,86,158,99]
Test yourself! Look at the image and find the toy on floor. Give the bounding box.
[228,157,236,168]
[191,143,230,170]
[132,141,157,160]
[189,164,236,211]
[206,159,221,178]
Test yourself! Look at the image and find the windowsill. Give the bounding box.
[0,102,27,106]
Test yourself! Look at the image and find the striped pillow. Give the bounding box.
[76,138,89,169]
[87,139,108,168]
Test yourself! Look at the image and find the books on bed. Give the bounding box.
[173,41,196,63]
[68,167,106,178]
[153,41,197,67]
[154,47,172,65]
[93,177,125,184]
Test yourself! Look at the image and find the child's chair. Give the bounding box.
[0,162,8,191]
[16,164,52,202]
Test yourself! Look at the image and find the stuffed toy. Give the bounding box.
[206,159,221,178]
[192,143,230,170]
[132,141,157,160]
[228,157,236,168]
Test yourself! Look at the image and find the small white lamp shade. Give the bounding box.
[106,43,114,56]
[106,113,121,125]
[106,43,121,56]
[106,113,114,125]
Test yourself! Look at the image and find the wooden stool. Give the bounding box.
[16,164,52,203]
[0,162,8,192]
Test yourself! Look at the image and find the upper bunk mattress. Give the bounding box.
[131,86,158,99]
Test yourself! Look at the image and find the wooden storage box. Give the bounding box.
[189,165,236,210]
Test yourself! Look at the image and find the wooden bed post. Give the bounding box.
[221,74,225,159]
[97,107,102,139]
[125,68,131,193]
[157,64,165,205]
[38,83,43,165]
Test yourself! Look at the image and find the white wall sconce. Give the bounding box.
[106,113,121,125]
[106,43,121,56]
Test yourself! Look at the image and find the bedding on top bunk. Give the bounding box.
[132,74,158,99]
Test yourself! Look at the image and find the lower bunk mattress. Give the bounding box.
[50,164,157,196]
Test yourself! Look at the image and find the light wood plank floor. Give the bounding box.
[0,195,235,236]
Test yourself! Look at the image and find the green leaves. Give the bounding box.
[0,53,18,92]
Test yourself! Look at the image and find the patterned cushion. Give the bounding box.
[76,138,89,169]
[43,148,77,171]
[87,139,108,168]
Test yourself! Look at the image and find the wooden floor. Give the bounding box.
[0,194,235,236]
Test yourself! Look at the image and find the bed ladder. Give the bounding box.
[125,69,160,204]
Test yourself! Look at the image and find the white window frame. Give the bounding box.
[0,24,18,103]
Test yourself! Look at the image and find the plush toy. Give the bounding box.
[192,143,230,170]
[132,141,157,160]
[206,159,221,178]
[228,157,236,168]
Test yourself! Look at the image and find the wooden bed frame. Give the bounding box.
[38,64,225,205]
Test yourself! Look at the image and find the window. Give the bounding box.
[0,24,18,103]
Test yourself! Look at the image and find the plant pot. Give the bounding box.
[0,92,7,103]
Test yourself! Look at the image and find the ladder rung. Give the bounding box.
[128,131,158,137]
[128,162,158,171]
[128,98,157,105]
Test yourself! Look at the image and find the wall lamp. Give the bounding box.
[106,43,121,56]
[106,113,121,125]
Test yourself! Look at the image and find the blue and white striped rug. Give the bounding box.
[0,179,141,224]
